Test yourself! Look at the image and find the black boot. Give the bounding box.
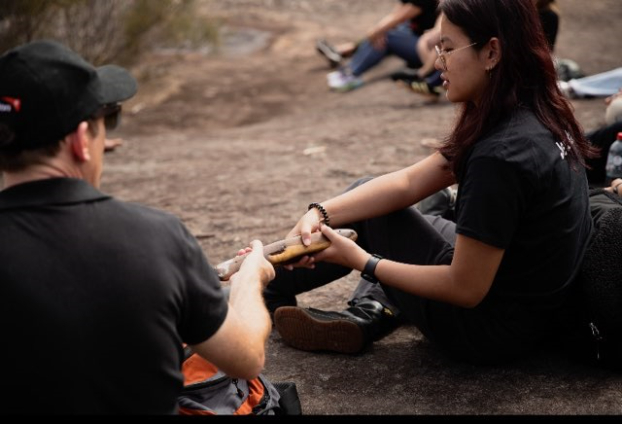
[273,299,398,354]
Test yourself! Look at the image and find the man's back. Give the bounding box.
[0,178,228,414]
[0,40,274,414]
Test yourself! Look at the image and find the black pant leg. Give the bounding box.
[349,210,456,319]
[264,177,455,309]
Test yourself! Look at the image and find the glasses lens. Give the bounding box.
[104,108,121,131]
[95,104,122,131]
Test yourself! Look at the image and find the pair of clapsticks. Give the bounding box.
[215,228,358,281]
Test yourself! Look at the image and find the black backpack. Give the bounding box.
[177,346,302,415]
[579,189,622,370]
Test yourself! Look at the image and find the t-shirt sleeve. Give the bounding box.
[401,0,437,8]
[456,156,529,249]
[176,223,229,345]
[400,0,439,35]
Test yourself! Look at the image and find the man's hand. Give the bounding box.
[218,229,358,279]
[235,240,275,287]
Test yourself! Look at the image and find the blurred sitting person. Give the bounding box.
[560,68,622,99]
[585,88,622,186]
[391,13,445,99]
[318,0,439,93]
[536,0,560,51]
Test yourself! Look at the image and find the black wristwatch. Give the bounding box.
[361,254,383,284]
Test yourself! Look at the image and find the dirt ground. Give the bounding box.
[101,0,622,415]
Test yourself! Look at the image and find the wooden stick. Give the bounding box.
[215,228,358,281]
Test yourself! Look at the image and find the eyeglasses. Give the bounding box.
[435,42,478,71]
[91,103,122,131]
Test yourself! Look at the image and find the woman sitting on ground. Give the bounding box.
[264,0,597,365]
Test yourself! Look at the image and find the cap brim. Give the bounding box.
[97,65,137,105]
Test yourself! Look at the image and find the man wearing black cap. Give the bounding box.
[0,40,275,414]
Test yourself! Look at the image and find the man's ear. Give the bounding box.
[68,121,91,162]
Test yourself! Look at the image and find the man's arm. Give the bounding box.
[190,240,275,380]
[367,3,420,48]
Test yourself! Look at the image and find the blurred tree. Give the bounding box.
[0,0,220,66]
[0,0,59,51]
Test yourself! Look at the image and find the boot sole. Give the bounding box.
[274,307,365,354]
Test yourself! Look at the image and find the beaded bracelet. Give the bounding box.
[308,202,330,227]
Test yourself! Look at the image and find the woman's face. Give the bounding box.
[436,15,489,105]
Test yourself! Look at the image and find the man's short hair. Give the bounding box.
[0,40,137,154]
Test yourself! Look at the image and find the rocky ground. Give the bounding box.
[101,0,622,415]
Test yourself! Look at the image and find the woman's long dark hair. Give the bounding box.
[438,0,597,177]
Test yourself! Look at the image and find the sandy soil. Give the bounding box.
[101,0,622,415]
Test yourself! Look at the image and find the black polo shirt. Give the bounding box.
[0,178,228,414]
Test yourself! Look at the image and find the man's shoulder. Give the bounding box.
[112,198,184,227]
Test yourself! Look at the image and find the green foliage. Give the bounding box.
[122,0,174,58]
[120,0,220,61]
[0,0,221,66]
[157,2,221,51]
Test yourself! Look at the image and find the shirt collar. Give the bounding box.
[0,178,111,211]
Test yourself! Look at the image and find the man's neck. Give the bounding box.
[2,161,80,190]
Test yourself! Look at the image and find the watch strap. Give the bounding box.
[361,254,383,284]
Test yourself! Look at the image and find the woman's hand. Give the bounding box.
[286,207,324,244]
[312,225,369,271]
[104,138,123,152]
[605,88,622,106]
[284,224,369,272]
[367,29,388,50]
[607,178,622,196]
[282,208,325,270]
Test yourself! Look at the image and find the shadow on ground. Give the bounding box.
[103,0,622,415]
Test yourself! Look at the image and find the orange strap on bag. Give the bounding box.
[177,348,283,415]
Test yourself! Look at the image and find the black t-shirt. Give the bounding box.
[0,178,228,414]
[401,0,439,36]
[455,109,592,306]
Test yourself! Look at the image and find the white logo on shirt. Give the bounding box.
[556,141,568,160]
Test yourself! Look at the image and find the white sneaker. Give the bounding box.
[558,80,576,98]
[327,70,343,85]
[328,72,364,92]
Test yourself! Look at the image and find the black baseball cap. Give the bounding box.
[0,39,137,151]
